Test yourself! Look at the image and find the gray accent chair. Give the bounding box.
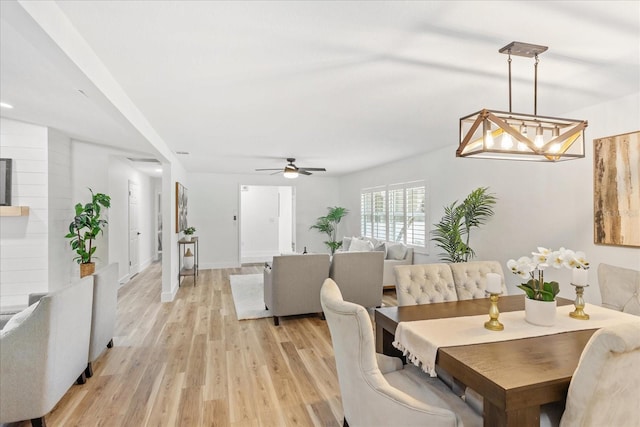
[598,263,640,315]
[264,254,331,326]
[329,251,384,308]
[0,276,94,427]
[86,263,119,377]
[320,278,482,427]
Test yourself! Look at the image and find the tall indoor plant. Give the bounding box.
[65,188,111,277]
[310,206,349,254]
[431,187,497,263]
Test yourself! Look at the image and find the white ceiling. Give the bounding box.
[1,1,639,177]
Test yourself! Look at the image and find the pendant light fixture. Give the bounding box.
[457,42,587,162]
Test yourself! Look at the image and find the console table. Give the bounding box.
[178,237,198,286]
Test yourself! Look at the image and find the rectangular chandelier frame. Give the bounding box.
[457,109,587,162]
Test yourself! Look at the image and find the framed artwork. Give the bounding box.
[594,130,640,247]
[0,158,12,206]
[175,182,188,233]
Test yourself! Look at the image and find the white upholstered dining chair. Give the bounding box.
[597,263,640,315]
[394,263,459,306]
[558,321,640,427]
[320,278,482,427]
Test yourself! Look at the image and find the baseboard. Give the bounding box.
[161,282,178,302]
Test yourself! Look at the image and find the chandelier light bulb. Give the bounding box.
[534,125,545,148]
[501,133,513,149]
[483,119,494,147]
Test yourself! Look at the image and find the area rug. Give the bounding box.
[229,274,272,320]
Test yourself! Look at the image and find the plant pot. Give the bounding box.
[80,262,96,278]
[184,236,192,242]
[525,297,557,326]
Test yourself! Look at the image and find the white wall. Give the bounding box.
[278,186,293,254]
[47,129,72,291]
[188,173,340,268]
[0,118,49,309]
[339,92,640,305]
[162,161,188,302]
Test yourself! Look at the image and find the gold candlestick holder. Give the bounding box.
[569,283,590,320]
[484,293,504,331]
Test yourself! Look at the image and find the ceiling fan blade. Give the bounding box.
[298,167,326,172]
[255,168,283,171]
[270,171,283,175]
[299,170,312,175]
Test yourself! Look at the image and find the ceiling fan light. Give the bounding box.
[283,165,299,179]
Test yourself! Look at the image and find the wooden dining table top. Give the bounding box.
[375,295,598,427]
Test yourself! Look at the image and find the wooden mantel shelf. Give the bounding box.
[0,206,30,217]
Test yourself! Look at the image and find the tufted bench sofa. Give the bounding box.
[394,261,507,306]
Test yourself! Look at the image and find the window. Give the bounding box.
[361,181,426,247]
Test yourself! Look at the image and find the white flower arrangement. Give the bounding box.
[507,247,589,301]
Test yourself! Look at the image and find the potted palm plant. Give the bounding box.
[65,188,111,277]
[432,187,497,262]
[310,206,349,254]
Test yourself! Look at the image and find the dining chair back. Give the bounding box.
[597,263,640,315]
[560,321,640,427]
[320,278,481,427]
[449,261,507,300]
[394,264,458,306]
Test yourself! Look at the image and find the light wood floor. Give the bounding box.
[10,263,398,427]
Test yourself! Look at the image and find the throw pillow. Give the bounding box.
[386,242,408,260]
[349,238,374,252]
[342,236,353,251]
[0,301,40,338]
[374,242,387,258]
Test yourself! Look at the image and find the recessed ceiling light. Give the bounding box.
[0,102,14,109]
[176,151,190,155]
[155,168,162,172]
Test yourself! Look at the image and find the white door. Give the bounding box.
[129,181,140,277]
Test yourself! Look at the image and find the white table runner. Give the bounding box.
[393,303,640,377]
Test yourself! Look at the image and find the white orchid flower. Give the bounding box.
[549,250,565,269]
[574,251,589,269]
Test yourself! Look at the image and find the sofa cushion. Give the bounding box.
[349,238,374,252]
[386,242,408,260]
[342,236,353,251]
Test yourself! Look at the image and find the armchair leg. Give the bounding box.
[107,338,114,348]
[343,418,349,427]
[85,362,94,378]
[320,312,326,320]
[31,416,46,427]
[273,316,279,326]
[76,371,87,385]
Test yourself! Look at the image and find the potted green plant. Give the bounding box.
[431,187,497,263]
[507,247,589,326]
[310,206,348,254]
[183,226,196,241]
[65,188,111,277]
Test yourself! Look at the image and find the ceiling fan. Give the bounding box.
[255,158,326,178]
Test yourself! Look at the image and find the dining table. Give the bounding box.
[374,295,636,427]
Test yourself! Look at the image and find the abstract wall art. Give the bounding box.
[594,130,640,247]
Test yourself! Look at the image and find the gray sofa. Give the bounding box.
[330,251,385,308]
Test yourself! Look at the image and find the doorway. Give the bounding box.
[239,185,295,264]
[128,180,140,278]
